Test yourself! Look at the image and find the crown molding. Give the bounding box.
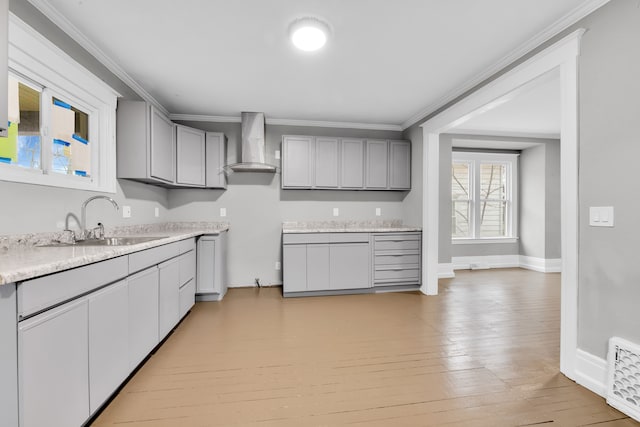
[450,129,561,140]
[170,114,403,131]
[169,114,241,123]
[27,0,169,116]
[401,0,611,130]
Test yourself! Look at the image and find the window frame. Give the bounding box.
[1,13,119,193]
[451,151,519,243]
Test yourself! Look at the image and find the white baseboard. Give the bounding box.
[438,263,455,278]
[452,255,520,270]
[575,348,607,397]
[451,255,561,273]
[519,256,562,273]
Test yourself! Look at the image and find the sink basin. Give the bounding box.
[40,236,168,247]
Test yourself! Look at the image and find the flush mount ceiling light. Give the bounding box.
[289,17,330,52]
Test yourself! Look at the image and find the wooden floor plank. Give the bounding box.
[90,269,637,426]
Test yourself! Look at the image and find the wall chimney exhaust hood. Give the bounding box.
[228,112,277,173]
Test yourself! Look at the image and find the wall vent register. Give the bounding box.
[607,336,640,422]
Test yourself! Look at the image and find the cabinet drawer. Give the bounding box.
[178,238,196,254]
[18,256,128,318]
[283,233,331,244]
[129,241,181,274]
[374,239,420,251]
[374,266,420,282]
[330,233,369,243]
[374,253,420,265]
[178,250,196,286]
[179,279,195,318]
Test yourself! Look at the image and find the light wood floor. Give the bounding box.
[92,269,637,426]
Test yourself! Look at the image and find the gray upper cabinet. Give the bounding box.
[340,138,365,189]
[365,140,388,189]
[389,140,411,190]
[176,125,206,186]
[0,0,7,137]
[117,101,175,185]
[314,137,339,188]
[282,135,410,191]
[282,136,313,188]
[205,132,227,189]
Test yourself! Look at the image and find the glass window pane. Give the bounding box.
[51,97,90,177]
[479,201,507,237]
[452,162,471,200]
[0,77,42,169]
[480,163,506,200]
[452,200,471,238]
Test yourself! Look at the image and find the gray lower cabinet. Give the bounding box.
[196,232,228,300]
[282,233,372,294]
[128,266,159,369]
[365,140,388,189]
[282,135,410,190]
[88,279,129,414]
[389,140,411,190]
[158,258,180,340]
[176,125,206,186]
[282,135,314,188]
[18,299,89,427]
[373,233,421,286]
[340,138,365,188]
[205,132,227,189]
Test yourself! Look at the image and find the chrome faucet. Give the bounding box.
[80,196,119,240]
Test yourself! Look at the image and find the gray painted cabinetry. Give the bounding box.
[196,232,228,301]
[0,0,7,137]
[117,101,227,189]
[283,231,421,296]
[15,239,197,427]
[282,135,410,190]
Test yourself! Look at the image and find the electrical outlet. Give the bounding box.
[154,207,159,217]
[375,207,381,216]
[220,207,227,217]
[333,207,339,217]
[275,150,281,160]
[275,261,281,270]
[122,206,132,218]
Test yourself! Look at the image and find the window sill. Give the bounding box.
[452,237,519,245]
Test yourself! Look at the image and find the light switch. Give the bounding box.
[275,150,281,160]
[220,207,227,217]
[333,207,339,217]
[589,206,614,227]
[122,206,131,218]
[154,207,160,218]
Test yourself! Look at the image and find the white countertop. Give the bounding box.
[0,224,229,285]
[282,220,421,234]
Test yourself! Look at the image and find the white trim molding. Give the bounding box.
[452,255,520,271]
[420,29,584,382]
[438,263,455,279]
[402,0,610,129]
[575,349,607,397]
[519,256,562,273]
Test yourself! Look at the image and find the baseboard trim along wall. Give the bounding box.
[438,263,455,279]
[574,348,608,397]
[451,255,562,273]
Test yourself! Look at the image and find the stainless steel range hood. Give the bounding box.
[228,112,277,173]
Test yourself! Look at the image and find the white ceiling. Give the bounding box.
[452,73,561,138]
[35,0,597,128]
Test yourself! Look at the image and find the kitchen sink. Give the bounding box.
[40,236,168,247]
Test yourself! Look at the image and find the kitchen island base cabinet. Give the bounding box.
[18,299,89,427]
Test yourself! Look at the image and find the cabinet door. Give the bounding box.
[307,244,330,291]
[159,258,180,340]
[389,140,411,189]
[179,279,196,318]
[149,106,175,183]
[329,243,371,290]
[365,140,389,189]
[176,125,206,186]
[88,280,129,414]
[0,0,7,137]
[283,245,307,292]
[340,138,365,188]
[128,267,159,369]
[314,137,339,188]
[19,299,89,427]
[196,237,216,294]
[282,136,313,188]
[205,132,227,188]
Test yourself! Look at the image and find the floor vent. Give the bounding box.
[607,337,640,422]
